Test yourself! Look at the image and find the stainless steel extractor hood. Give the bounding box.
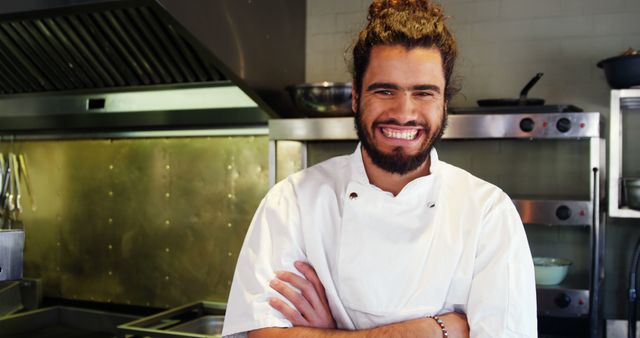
[0,0,306,132]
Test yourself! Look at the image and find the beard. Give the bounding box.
[354,103,447,175]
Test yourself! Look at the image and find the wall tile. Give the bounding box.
[594,13,640,35]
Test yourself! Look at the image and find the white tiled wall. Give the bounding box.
[306,0,640,114]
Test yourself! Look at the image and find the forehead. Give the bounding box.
[364,45,445,86]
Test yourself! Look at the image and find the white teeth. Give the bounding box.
[381,128,418,140]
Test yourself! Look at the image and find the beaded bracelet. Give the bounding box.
[427,315,448,337]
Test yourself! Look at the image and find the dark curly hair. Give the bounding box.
[351,0,459,102]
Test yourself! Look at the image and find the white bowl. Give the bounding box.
[533,257,572,285]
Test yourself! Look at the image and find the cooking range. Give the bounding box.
[269,104,605,338]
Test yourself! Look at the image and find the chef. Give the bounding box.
[222,0,537,337]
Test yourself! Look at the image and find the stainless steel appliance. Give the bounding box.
[268,109,605,338]
[0,0,306,132]
[118,301,226,337]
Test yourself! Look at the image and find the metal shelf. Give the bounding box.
[267,112,604,335]
[608,89,640,218]
[269,112,601,141]
[514,199,594,226]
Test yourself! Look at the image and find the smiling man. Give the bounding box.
[221,1,537,337]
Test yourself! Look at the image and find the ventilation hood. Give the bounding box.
[0,0,306,132]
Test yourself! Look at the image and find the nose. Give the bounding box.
[393,91,419,123]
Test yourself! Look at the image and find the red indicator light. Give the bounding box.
[578,299,584,305]
[579,210,585,216]
[542,121,548,128]
[580,123,585,128]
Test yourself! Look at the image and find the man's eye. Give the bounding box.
[375,90,393,96]
[415,91,434,97]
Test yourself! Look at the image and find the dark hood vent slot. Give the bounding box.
[0,3,225,94]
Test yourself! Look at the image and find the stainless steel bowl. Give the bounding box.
[287,82,353,117]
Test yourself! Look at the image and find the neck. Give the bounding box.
[361,148,431,196]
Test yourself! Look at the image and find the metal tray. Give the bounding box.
[171,315,224,335]
[118,301,226,338]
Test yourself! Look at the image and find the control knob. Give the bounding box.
[519,118,535,132]
[556,118,571,133]
[554,293,571,308]
[556,205,572,221]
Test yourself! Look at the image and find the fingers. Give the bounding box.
[294,261,329,304]
[269,277,314,318]
[275,270,323,310]
[268,297,308,326]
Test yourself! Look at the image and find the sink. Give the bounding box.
[171,315,224,336]
[118,301,226,337]
[0,306,140,338]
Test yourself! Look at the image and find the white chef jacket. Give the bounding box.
[222,145,537,338]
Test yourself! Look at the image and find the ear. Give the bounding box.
[351,81,358,113]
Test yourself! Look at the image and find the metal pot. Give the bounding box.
[287,82,353,117]
[597,49,640,89]
[477,73,545,107]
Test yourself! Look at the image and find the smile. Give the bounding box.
[380,127,420,140]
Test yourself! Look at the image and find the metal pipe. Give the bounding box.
[629,236,640,338]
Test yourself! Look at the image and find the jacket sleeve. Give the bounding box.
[221,179,305,337]
[467,192,538,338]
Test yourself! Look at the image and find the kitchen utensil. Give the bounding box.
[18,154,35,211]
[287,82,353,117]
[477,73,545,107]
[623,178,640,210]
[597,48,640,89]
[533,256,572,285]
[10,154,21,216]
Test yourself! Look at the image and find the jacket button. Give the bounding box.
[349,192,358,200]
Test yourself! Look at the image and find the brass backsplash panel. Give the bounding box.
[0,136,268,308]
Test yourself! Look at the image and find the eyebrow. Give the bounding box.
[366,82,441,93]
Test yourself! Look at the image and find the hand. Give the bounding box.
[437,312,469,338]
[268,261,336,329]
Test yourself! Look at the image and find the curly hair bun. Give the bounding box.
[368,0,443,20]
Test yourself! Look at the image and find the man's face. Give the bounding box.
[353,45,447,175]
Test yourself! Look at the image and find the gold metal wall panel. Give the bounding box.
[275,141,303,183]
[0,136,268,308]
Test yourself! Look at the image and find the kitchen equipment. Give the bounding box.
[608,89,640,217]
[477,73,545,107]
[0,306,139,336]
[118,301,225,338]
[0,0,307,131]
[170,315,224,335]
[0,230,24,281]
[268,111,605,333]
[597,48,640,89]
[623,178,640,210]
[0,281,22,317]
[287,82,353,117]
[534,257,572,285]
[450,104,582,114]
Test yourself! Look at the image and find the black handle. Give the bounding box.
[519,73,544,103]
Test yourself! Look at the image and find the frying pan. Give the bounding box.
[478,73,545,107]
